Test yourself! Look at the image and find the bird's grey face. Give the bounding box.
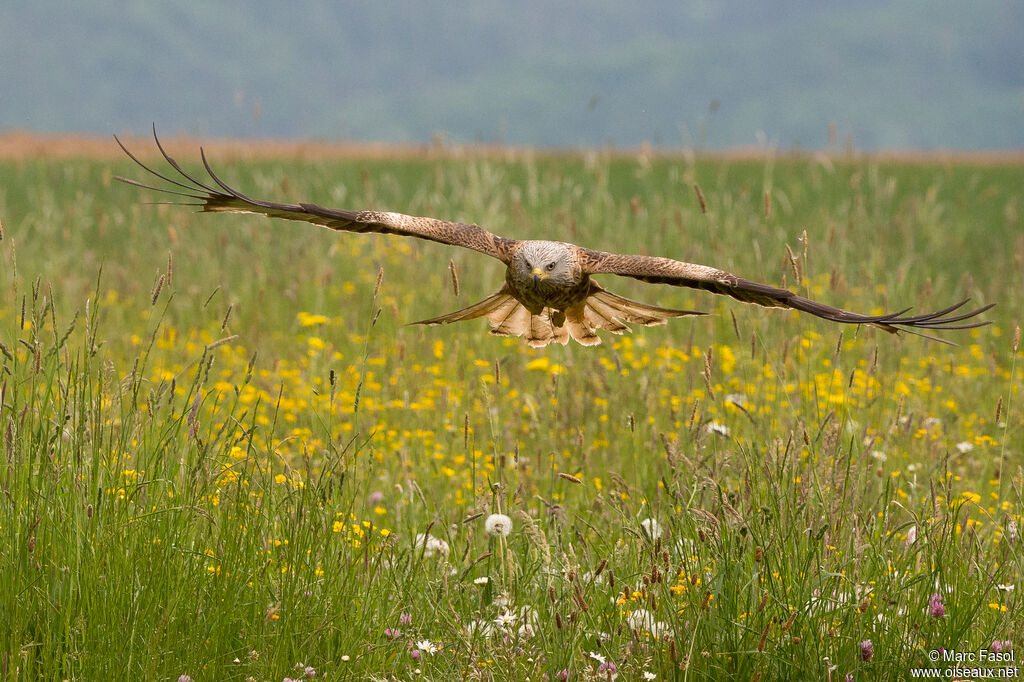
[515,241,573,289]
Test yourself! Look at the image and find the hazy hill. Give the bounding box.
[1,0,1021,149]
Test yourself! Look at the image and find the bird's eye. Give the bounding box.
[546,262,556,271]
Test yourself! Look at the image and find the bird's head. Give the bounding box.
[513,241,576,290]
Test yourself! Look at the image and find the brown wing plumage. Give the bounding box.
[579,249,993,344]
[114,129,519,263]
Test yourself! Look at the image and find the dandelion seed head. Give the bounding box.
[485,513,513,537]
[415,533,450,559]
[905,525,917,548]
[467,619,493,638]
[627,608,655,632]
[706,421,730,436]
[639,517,662,540]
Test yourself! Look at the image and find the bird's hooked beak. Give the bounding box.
[531,267,550,285]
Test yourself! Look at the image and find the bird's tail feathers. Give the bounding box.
[411,282,704,348]
[410,287,568,348]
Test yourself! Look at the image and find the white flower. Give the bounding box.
[485,513,513,537]
[643,673,657,681]
[997,584,1015,592]
[588,651,606,664]
[416,640,438,654]
[495,612,517,627]
[415,533,450,559]
[956,441,975,453]
[640,517,662,540]
[473,576,489,585]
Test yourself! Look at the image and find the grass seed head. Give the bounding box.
[151,272,165,305]
[448,258,460,296]
[693,184,708,214]
[373,266,384,298]
[757,621,771,651]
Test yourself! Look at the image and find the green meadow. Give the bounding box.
[1,145,1021,680]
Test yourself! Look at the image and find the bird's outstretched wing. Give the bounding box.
[114,128,519,263]
[579,249,993,344]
